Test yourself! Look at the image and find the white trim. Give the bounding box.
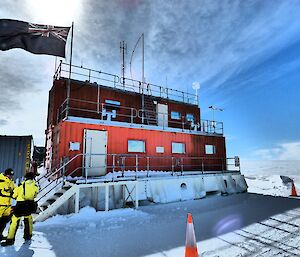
[66,116,223,137]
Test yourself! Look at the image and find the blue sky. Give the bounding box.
[0,0,300,160]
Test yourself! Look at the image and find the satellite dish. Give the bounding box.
[192,82,200,90]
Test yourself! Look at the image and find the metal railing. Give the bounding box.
[57,98,224,135]
[54,61,198,105]
[38,153,240,202]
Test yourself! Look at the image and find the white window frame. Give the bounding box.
[156,146,164,153]
[186,113,195,122]
[171,111,181,120]
[172,142,185,154]
[205,144,216,154]
[105,99,121,106]
[128,140,145,153]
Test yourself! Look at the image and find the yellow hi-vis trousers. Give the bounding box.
[7,214,33,241]
[0,206,12,237]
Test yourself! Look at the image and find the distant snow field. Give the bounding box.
[242,160,300,197]
[1,160,300,257]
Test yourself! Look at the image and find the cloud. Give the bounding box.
[0,119,8,126]
[252,142,300,160]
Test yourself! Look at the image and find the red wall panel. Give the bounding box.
[52,121,226,176]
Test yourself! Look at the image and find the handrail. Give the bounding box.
[54,62,198,105]
[56,97,223,134]
[38,153,240,202]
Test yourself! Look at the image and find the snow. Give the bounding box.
[1,160,300,257]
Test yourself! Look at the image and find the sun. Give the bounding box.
[27,0,81,26]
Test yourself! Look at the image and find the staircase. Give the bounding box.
[143,95,157,125]
[34,182,77,222]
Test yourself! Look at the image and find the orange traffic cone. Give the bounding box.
[185,213,198,257]
[291,181,298,197]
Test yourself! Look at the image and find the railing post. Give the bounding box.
[135,155,138,174]
[121,157,125,177]
[97,84,100,114]
[147,157,150,177]
[101,103,104,120]
[112,154,115,181]
[181,157,183,176]
[171,157,174,176]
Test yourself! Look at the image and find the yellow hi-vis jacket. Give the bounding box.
[13,179,39,202]
[0,173,15,206]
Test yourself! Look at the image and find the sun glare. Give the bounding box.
[27,0,81,26]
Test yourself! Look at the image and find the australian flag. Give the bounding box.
[0,19,70,58]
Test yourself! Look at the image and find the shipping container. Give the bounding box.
[0,135,32,179]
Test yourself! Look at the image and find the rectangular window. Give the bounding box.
[205,145,216,154]
[171,111,181,120]
[156,146,164,153]
[172,142,185,154]
[186,113,194,122]
[105,99,121,106]
[128,140,145,153]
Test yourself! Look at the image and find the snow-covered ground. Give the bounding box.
[1,160,300,257]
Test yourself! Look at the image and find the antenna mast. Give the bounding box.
[120,41,127,89]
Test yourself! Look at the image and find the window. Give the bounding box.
[128,140,145,153]
[172,142,185,154]
[171,111,181,120]
[186,113,194,122]
[156,146,164,153]
[205,145,216,154]
[105,99,120,106]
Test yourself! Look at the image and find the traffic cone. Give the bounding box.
[185,213,198,257]
[290,181,298,197]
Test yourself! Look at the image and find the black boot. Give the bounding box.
[1,239,14,246]
[0,235,7,241]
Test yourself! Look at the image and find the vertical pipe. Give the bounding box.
[142,33,144,86]
[66,22,74,118]
[131,108,133,123]
[135,155,138,174]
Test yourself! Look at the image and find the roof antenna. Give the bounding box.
[120,41,127,89]
[192,82,200,104]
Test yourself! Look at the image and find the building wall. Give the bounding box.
[0,135,32,179]
[47,78,200,128]
[51,121,226,176]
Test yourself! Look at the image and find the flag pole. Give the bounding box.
[66,22,74,118]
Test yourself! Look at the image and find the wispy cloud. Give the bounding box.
[252,142,300,160]
[0,119,8,126]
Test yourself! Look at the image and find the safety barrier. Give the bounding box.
[57,98,224,134]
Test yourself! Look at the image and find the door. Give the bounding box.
[157,103,168,127]
[84,130,107,176]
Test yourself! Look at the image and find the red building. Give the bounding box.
[45,62,233,177]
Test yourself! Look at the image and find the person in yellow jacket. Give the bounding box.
[0,168,15,241]
[1,172,38,246]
